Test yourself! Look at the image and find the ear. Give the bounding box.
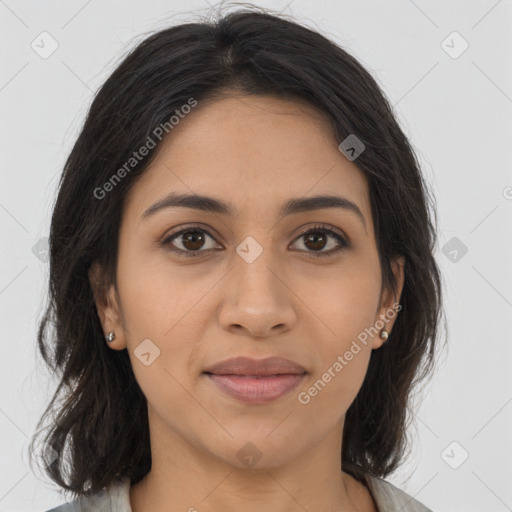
[88,261,127,350]
[372,255,405,349]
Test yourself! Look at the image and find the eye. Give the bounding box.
[161,224,349,259]
[291,225,349,257]
[161,226,221,257]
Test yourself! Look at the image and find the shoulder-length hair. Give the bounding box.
[29,4,445,497]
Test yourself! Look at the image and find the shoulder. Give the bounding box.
[363,473,434,512]
[41,477,132,512]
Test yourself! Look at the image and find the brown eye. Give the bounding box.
[180,230,206,251]
[162,224,349,259]
[292,226,349,257]
[304,231,328,251]
[162,227,221,257]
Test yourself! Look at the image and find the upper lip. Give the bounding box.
[203,356,307,376]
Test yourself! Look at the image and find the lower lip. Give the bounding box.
[205,373,306,404]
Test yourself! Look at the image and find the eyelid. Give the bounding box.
[294,223,347,242]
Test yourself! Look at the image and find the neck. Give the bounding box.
[129,410,377,512]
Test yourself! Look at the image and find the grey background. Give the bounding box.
[1,1,511,511]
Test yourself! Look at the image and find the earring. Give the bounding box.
[105,331,116,343]
[380,329,389,342]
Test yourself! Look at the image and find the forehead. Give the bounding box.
[123,94,372,225]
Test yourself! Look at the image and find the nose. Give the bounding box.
[217,247,298,339]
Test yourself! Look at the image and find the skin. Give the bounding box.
[90,94,404,512]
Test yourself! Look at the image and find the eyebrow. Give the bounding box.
[140,192,366,229]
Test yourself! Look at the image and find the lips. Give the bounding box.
[203,356,307,377]
[203,356,307,404]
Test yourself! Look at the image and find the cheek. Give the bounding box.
[116,248,219,402]
[295,330,372,434]
[117,252,212,417]
[116,244,213,338]
[298,255,380,406]
[302,257,381,345]
[299,294,376,425]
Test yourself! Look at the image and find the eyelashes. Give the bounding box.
[291,225,349,257]
[161,224,349,259]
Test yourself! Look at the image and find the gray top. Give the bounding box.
[44,473,433,512]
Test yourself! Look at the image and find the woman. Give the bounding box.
[31,5,444,512]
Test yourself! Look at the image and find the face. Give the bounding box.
[91,94,404,469]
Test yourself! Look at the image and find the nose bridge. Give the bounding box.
[233,233,283,303]
[218,233,296,335]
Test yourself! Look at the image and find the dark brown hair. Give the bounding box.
[29,3,445,498]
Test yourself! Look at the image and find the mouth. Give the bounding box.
[202,356,307,404]
[204,373,306,404]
